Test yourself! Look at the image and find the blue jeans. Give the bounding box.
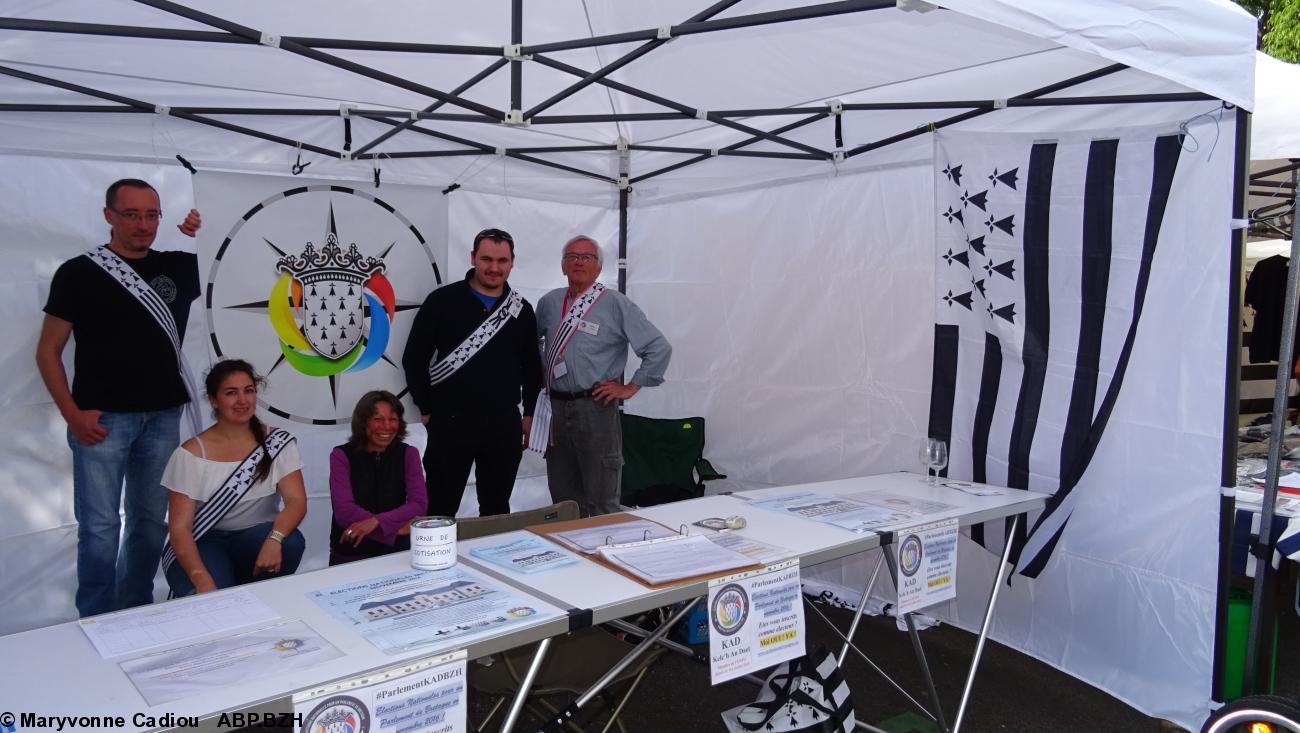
[68,406,180,617]
[164,521,305,597]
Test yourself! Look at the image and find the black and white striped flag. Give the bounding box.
[929,129,1182,578]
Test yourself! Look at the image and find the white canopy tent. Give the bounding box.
[0,1,1258,728]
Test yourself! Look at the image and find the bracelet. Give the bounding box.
[267,530,286,544]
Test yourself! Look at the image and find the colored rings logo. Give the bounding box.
[711,584,749,636]
[507,606,537,618]
[207,185,441,424]
[899,534,924,577]
[302,694,369,733]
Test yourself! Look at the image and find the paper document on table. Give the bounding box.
[749,492,907,533]
[548,518,678,553]
[120,618,341,705]
[596,534,759,585]
[79,587,280,659]
[706,532,791,564]
[938,480,1005,496]
[469,535,580,574]
[308,566,558,655]
[847,490,956,517]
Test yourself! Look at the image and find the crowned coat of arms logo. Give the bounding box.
[203,179,443,425]
[276,236,386,361]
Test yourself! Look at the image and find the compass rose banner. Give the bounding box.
[195,172,446,425]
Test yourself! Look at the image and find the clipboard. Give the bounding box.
[527,512,763,588]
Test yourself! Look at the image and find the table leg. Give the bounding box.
[803,596,938,723]
[951,513,1019,733]
[532,599,702,732]
[839,552,886,667]
[883,548,950,733]
[499,636,552,733]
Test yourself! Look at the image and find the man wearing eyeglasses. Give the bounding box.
[534,235,672,516]
[402,228,542,518]
[35,178,202,617]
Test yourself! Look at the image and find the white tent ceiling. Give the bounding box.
[0,0,1257,202]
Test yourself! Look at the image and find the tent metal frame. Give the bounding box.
[0,0,1256,718]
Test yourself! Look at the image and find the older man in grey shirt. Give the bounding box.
[535,235,672,516]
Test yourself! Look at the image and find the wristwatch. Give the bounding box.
[267,530,286,544]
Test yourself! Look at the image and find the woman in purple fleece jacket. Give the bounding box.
[329,391,428,565]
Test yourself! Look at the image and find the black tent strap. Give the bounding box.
[532,53,830,159]
[367,115,495,153]
[342,116,351,151]
[0,16,501,54]
[352,58,508,157]
[632,112,827,183]
[0,62,338,158]
[524,0,744,119]
[0,91,1215,119]
[845,62,1128,159]
[522,0,895,55]
[132,0,506,121]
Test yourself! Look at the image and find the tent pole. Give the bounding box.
[510,0,522,114]
[531,54,831,159]
[619,144,630,295]
[1244,105,1295,695]
[133,0,507,120]
[522,0,894,55]
[524,0,744,119]
[1212,107,1249,703]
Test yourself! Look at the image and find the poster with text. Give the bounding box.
[295,650,467,733]
[709,560,805,685]
[895,518,958,614]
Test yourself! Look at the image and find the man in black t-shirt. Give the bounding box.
[36,178,202,617]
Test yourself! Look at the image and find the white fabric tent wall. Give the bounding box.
[0,2,1257,729]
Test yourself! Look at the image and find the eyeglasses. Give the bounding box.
[474,228,514,244]
[109,207,162,224]
[563,253,598,263]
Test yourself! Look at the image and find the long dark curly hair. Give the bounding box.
[204,359,273,483]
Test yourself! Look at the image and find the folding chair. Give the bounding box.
[620,414,726,507]
[460,501,665,733]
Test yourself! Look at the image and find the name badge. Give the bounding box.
[508,298,523,317]
[552,362,568,379]
[577,319,600,336]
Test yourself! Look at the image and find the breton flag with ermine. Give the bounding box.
[928,128,1182,578]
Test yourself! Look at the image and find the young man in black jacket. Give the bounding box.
[402,228,542,517]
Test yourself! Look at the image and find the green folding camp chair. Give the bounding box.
[620,414,726,507]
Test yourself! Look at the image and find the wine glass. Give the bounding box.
[920,438,948,485]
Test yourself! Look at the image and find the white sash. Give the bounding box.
[527,283,606,453]
[84,247,203,437]
[160,429,295,573]
[428,288,524,386]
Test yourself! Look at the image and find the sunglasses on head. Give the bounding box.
[475,228,514,244]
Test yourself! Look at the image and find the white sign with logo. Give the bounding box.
[294,649,467,733]
[195,171,447,425]
[894,517,959,614]
[708,559,805,685]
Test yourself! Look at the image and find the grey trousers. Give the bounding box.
[546,396,623,516]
